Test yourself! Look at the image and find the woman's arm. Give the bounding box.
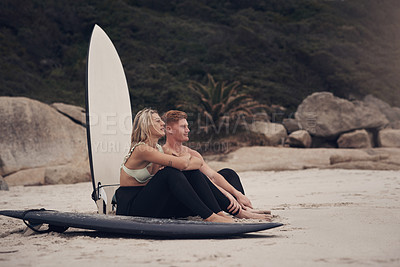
[163,145,203,170]
[134,144,191,170]
[182,154,203,170]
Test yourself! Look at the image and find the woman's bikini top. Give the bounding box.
[121,142,164,184]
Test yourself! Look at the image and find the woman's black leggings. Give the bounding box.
[115,167,214,219]
[182,168,245,216]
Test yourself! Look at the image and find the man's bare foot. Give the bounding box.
[204,213,234,223]
[245,207,271,215]
[236,209,272,221]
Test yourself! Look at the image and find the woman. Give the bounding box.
[115,108,233,223]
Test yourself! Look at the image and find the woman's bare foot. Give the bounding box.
[204,213,234,223]
[236,209,272,221]
[217,211,233,219]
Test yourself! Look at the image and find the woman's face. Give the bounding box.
[150,113,165,138]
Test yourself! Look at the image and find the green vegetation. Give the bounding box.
[182,73,267,133]
[1,0,400,118]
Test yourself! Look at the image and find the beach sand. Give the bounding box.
[0,169,399,266]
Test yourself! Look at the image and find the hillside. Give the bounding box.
[1,0,400,115]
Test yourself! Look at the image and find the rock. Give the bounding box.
[51,102,86,126]
[390,120,400,129]
[3,167,46,186]
[287,130,312,148]
[44,162,91,185]
[337,129,372,149]
[3,161,91,186]
[295,92,388,138]
[248,121,287,146]
[0,97,89,183]
[206,146,400,172]
[378,129,400,147]
[363,95,400,124]
[326,161,400,170]
[329,153,389,165]
[282,118,301,134]
[0,175,9,191]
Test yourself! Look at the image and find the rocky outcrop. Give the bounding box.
[325,160,400,170]
[0,175,9,191]
[337,129,372,149]
[329,153,388,165]
[295,92,388,138]
[378,129,400,147]
[282,118,300,134]
[3,167,46,186]
[206,146,400,172]
[249,121,287,146]
[51,102,86,126]
[286,130,312,148]
[363,95,400,128]
[0,97,90,185]
[44,162,91,185]
[390,121,400,129]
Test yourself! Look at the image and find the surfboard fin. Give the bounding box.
[92,182,107,214]
[92,182,119,215]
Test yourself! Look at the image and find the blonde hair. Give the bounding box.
[131,108,158,145]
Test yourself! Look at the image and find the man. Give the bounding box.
[162,110,271,220]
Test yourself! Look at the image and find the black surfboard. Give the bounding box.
[0,209,283,238]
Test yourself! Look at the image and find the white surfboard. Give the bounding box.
[86,25,132,214]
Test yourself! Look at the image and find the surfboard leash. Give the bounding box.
[91,182,120,201]
[22,209,69,234]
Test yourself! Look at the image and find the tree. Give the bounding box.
[182,74,269,134]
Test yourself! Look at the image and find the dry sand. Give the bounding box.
[0,168,399,266]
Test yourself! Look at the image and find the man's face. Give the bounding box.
[167,118,190,142]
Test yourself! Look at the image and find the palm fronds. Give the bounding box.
[181,74,270,134]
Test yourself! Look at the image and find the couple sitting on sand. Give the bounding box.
[115,108,271,223]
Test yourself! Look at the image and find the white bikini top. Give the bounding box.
[121,142,163,184]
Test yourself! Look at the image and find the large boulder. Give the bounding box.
[337,129,372,149]
[248,121,287,146]
[51,102,86,126]
[286,130,312,148]
[0,97,90,185]
[44,162,91,185]
[378,129,400,147]
[3,167,46,186]
[295,92,388,138]
[390,120,400,129]
[282,118,301,134]
[363,95,400,126]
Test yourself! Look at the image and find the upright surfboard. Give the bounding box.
[86,25,132,214]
